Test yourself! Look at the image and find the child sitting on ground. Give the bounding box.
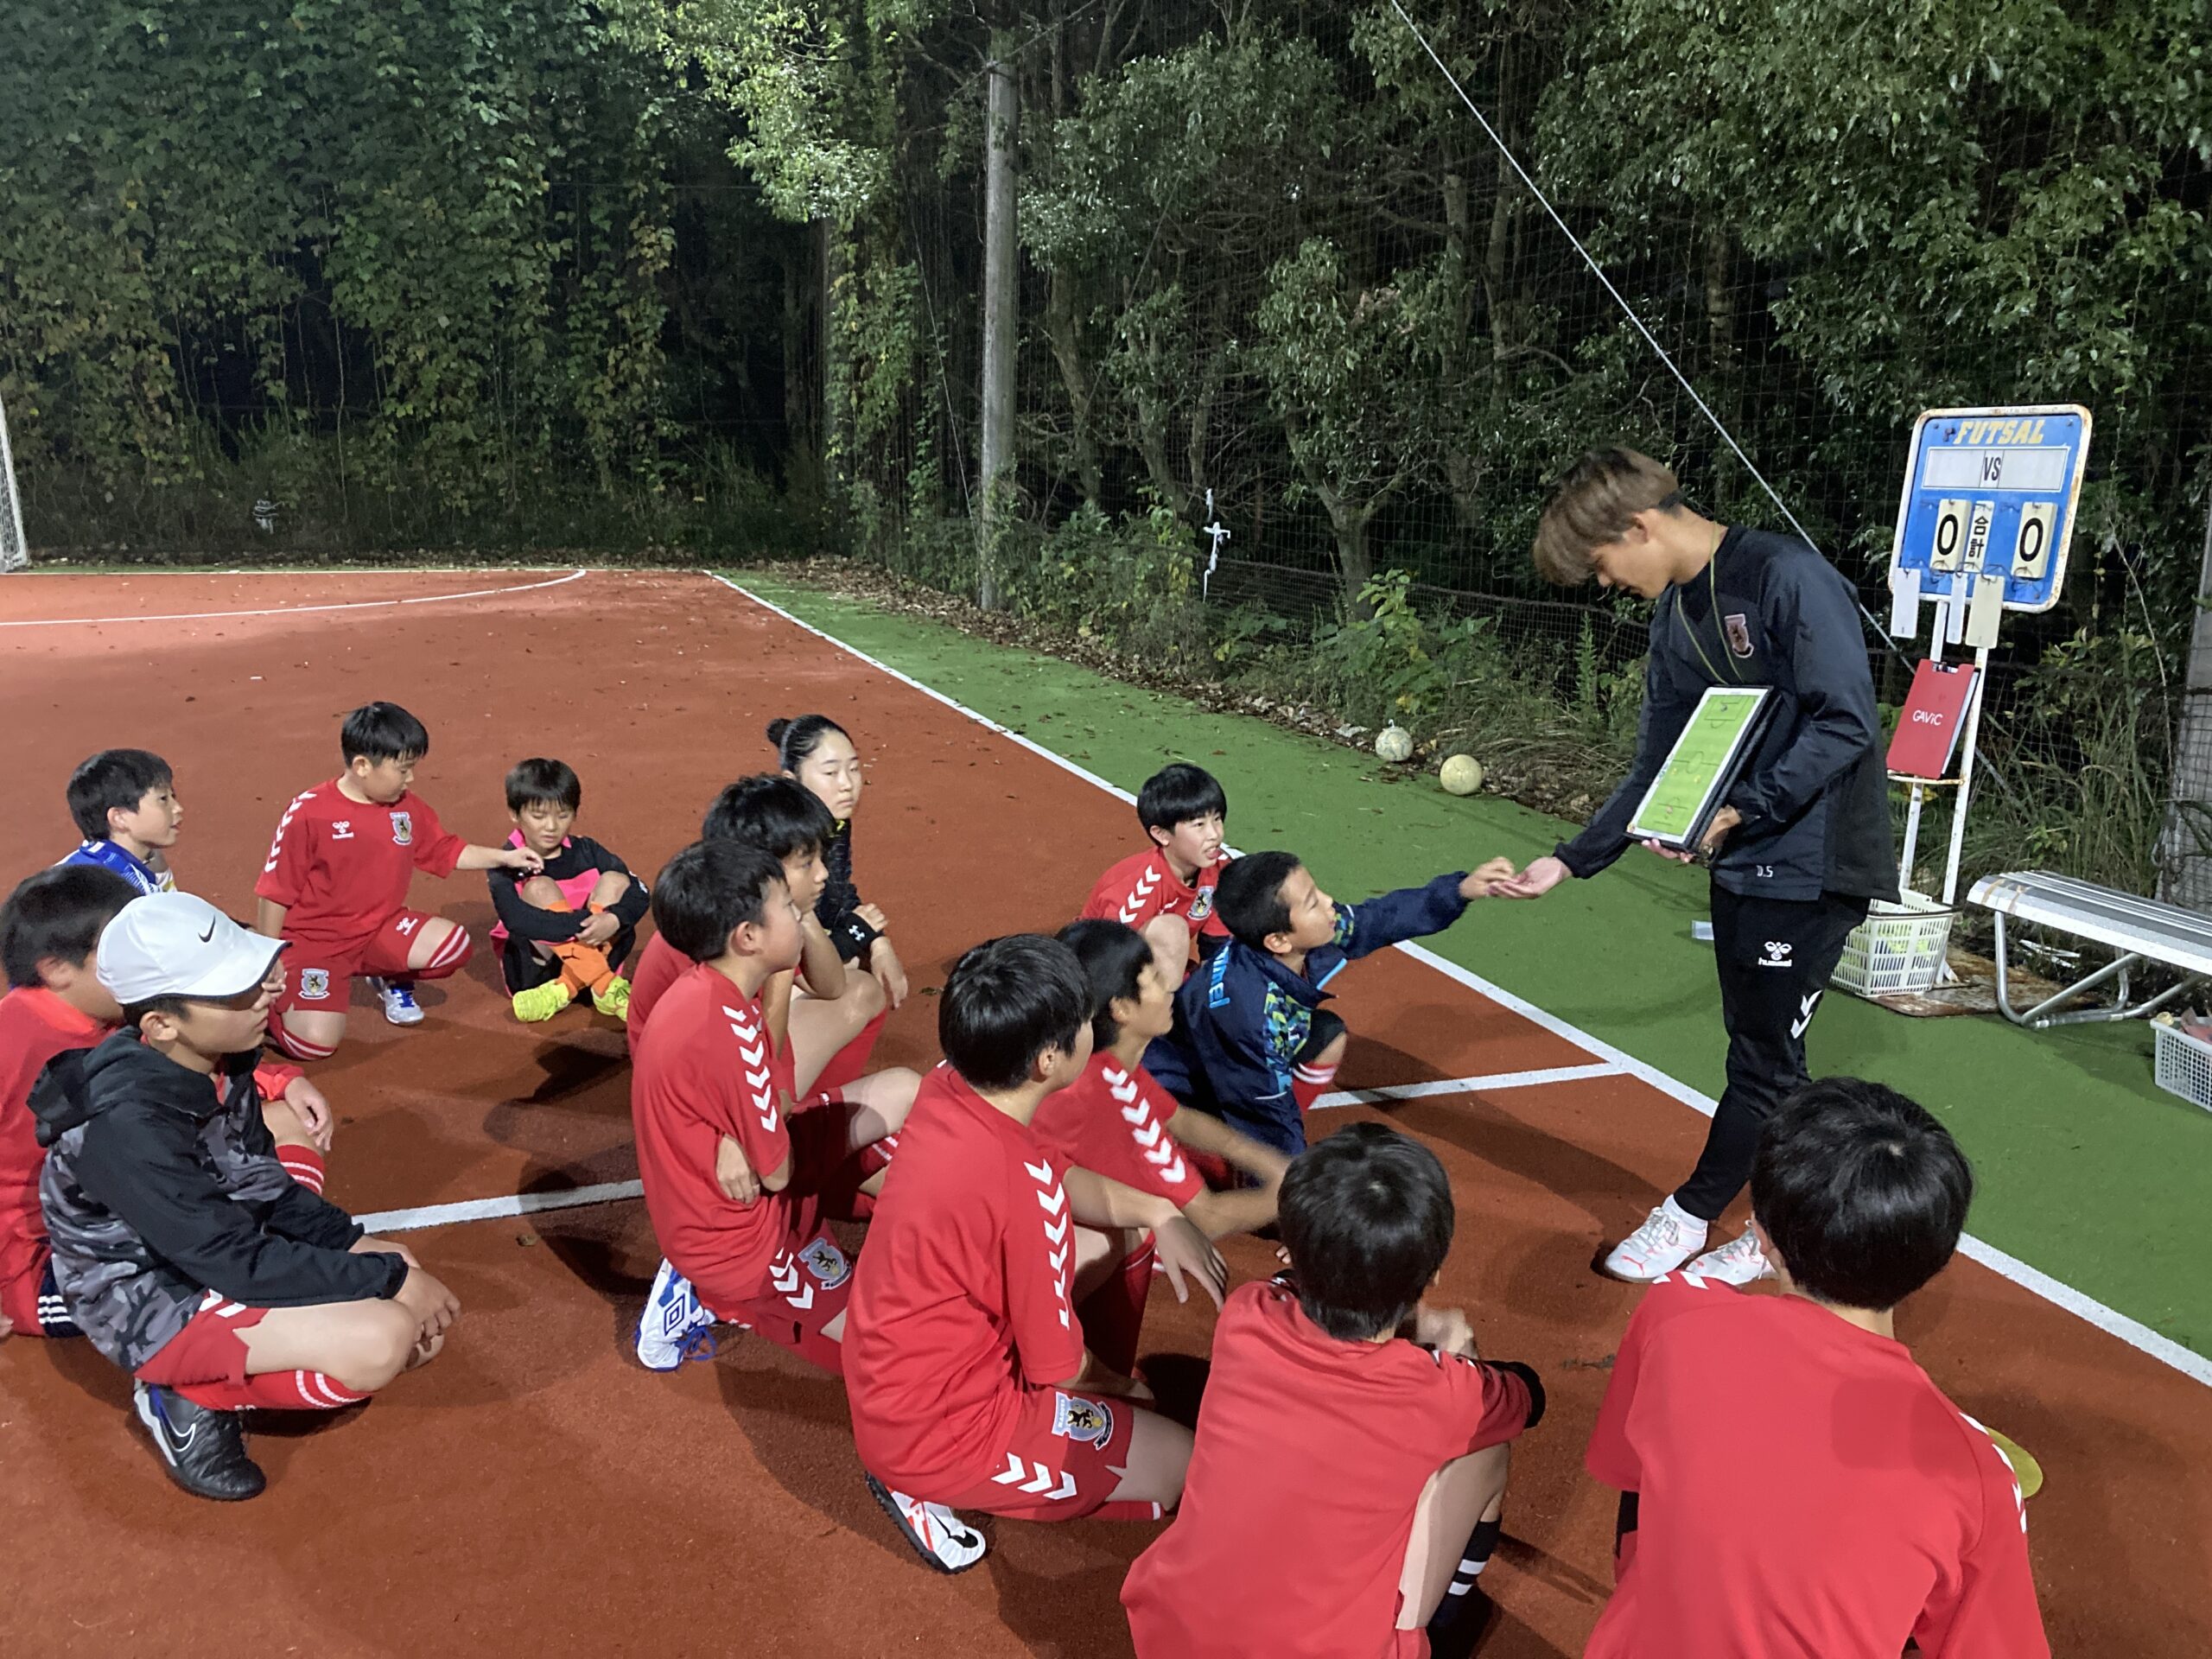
[2,868,334,1345]
[1081,763,1231,984]
[1146,850,1516,1155]
[31,893,456,1499]
[58,747,183,896]
[1122,1122,1545,1659]
[1044,919,1293,1375]
[256,701,542,1059]
[629,840,913,1375]
[487,757,650,1024]
[844,934,1229,1575]
[1581,1077,2050,1656]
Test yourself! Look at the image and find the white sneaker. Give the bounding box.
[1602,1198,1709,1283]
[867,1473,988,1574]
[635,1258,716,1371]
[367,977,424,1027]
[1684,1222,1775,1287]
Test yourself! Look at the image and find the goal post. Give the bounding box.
[0,391,27,571]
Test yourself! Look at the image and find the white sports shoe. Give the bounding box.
[367,977,424,1026]
[1684,1222,1775,1287]
[1602,1198,1709,1283]
[867,1474,988,1574]
[635,1257,716,1371]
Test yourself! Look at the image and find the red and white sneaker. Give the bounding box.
[867,1473,988,1573]
[1601,1198,1709,1283]
[1683,1222,1774,1287]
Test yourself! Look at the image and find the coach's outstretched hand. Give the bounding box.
[1459,857,1519,899]
[1492,855,1571,899]
[1154,1215,1229,1310]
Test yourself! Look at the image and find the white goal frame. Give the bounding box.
[0,391,26,571]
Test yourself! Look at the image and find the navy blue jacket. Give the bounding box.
[1558,527,1897,904]
[1146,873,1469,1154]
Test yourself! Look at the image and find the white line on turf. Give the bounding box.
[0,566,588,628]
[355,1179,644,1236]
[715,573,2212,1390]
[1312,1062,1628,1110]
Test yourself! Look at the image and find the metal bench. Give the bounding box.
[1968,871,2212,1028]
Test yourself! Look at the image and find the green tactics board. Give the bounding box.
[1629,686,1774,849]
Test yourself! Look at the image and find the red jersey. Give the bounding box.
[256,780,466,944]
[625,931,684,1047]
[1583,1275,2049,1659]
[845,1067,1084,1496]
[0,988,107,1305]
[1122,1280,1535,1658]
[1082,848,1229,939]
[1032,1052,1205,1210]
[630,964,801,1302]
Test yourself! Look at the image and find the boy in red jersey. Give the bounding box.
[257,702,542,1060]
[1,869,332,1341]
[1582,1077,2049,1657]
[1122,1122,1543,1659]
[628,839,912,1375]
[1046,919,1291,1373]
[844,934,1230,1575]
[1082,764,1231,984]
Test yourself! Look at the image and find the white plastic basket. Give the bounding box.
[1832,890,1955,997]
[2153,1021,2212,1115]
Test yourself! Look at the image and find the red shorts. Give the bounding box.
[937,1382,1140,1521]
[136,1291,271,1388]
[270,911,441,1018]
[691,1103,880,1374]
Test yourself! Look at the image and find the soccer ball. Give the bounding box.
[1439,754,1484,796]
[1374,725,1414,764]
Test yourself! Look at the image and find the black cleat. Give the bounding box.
[133,1382,266,1502]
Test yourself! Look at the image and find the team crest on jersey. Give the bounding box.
[297,969,332,1001]
[1724,613,1754,658]
[1051,1391,1114,1446]
[798,1236,851,1289]
[389,810,414,846]
[1188,886,1214,924]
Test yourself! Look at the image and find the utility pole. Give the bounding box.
[976,33,1019,610]
[2159,488,2212,906]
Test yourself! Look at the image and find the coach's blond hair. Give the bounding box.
[1531,448,1683,586]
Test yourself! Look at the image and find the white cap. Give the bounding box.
[97,893,288,1006]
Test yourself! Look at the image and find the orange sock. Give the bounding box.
[543,899,617,996]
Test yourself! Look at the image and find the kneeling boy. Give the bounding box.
[489,757,650,1024]
[257,701,541,1059]
[32,893,456,1500]
[845,934,1229,1574]
[1122,1123,1544,1659]
[1147,850,1514,1155]
[629,840,911,1374]
[1082,763,1231,985]
[1582,1077,2049,1656]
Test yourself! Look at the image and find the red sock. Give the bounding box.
[176,1370,372,1412]
[1076,1240,1155,1379]
[1290,1058,1340,1114]
[278,1146,327,1195]
[812,1007,888,1096]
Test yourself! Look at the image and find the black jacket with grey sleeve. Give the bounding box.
[33,1030,407,1374]
[1556,527,1898,905]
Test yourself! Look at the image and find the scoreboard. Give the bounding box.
[1888,404,2090,632]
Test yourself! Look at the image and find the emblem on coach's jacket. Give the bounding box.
[1724,613,1754,658]
[390,810,414,846]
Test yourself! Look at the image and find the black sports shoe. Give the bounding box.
[132,1382,266,1502]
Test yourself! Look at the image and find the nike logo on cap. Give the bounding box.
[197,918,218,943]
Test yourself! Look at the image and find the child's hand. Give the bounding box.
[715,1135,760,1205]
[1460,857,1519,899]
[874,943,910,1010]
[1414,1305,1478,1357]
[0,1311,12,1340]
[283,1076,336,1150]
[575,910,621,947]
[395,1266,461,1338]
[1154,1215,1229,1309]
[1491,855,1570,899]
[503,847,546,875]
[855,903,890,932]
[354,1234,422,1270]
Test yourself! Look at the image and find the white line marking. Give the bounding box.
[355,1179,642,1235]
[715,574,2212,1388]
[1312,1062,1628,1110]
[0,567,588,628]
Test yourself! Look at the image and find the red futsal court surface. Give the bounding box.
[1,568,2207,1657]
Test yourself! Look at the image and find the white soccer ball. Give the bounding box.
[1374,724,1414,764]
[1439,753,1484,796]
